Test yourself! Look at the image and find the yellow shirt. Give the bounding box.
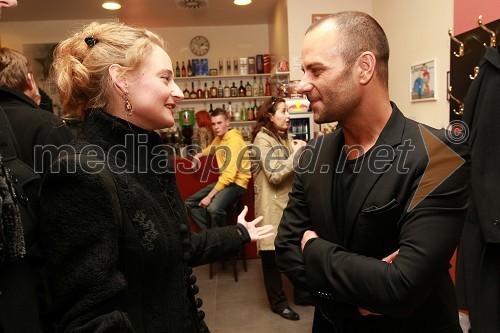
[202,128,251,191]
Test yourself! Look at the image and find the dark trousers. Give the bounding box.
[260,250,288,312]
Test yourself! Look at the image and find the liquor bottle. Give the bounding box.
[217,80,224,98]
[183,83,190,99]
[223,81,231,98]
[234,104,241,121]
[238,80,246,97]
[203,82,210,99]
[245,81,252,97]
[230,82,238,97]
[209,103,214,113]
[258,77,264,96]
[247,100,254,120]
[189,82,197,99]
[187,60,193,77]
[196,81,203,99]
[175,61,180,77]
[240,102,248,121]
[252,76,259,96]
[253,99,259,119]
[181,61,186,77]
[265,77,272,96]
[210,81,218,98]
[227,101,234,121]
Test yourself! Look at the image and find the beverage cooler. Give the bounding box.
[285,98,314,141]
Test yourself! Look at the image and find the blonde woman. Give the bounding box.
[39,22,272,332]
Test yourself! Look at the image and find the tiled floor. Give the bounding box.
[193,258,315,333]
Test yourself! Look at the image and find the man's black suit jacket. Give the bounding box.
[276,103,469,333]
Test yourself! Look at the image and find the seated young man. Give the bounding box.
[186,108,251,229]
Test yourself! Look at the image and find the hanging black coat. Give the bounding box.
[456,46,500,333]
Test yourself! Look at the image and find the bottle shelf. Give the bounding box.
[177,96,271,104]
[175,73,279,81]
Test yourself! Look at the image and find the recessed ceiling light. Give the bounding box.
[102,2,121,10]
[234,0,252,6]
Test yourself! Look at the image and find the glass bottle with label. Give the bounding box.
[217,80,224,98]
[240,102,248,121]
[223,81,231,98]
[247,101,254,120]
[187,60,193,77]
[210,81,218,98]
[183,83,190,99]
[258,77,265,96]
[253,99,259,118]
[227,101,234,121]
[252,76,259,96]
[245,81,252,97]
[230,82,238,97]
[203,82,209,99]
[175,61,180,77]
[189,82,197,99]
[196,81,203,99]
[238,80,246,97]
[265,77,272,96]
[181,61,186,77]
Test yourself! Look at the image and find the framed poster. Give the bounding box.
[410,59,437,102]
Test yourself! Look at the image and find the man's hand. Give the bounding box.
[199,196,212,208]
[358,249,400,316]
[301,230,318,251]
[292,139,307,152]
[459,311,471,333]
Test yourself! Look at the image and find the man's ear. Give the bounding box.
[25,72,35,91]
[357,52,376,85]
[109,64,128,96]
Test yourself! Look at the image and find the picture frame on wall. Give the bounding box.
[410,59,437,102]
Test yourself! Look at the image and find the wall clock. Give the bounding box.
[190,35,210,56]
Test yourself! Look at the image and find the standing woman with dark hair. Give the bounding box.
[194,110,214,149]
[251,97,307,321]
[39,21,273,332]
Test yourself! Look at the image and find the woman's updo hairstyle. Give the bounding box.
[51,21,165,118]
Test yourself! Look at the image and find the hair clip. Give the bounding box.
[84,36,99,47]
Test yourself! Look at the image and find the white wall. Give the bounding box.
[0,20,270,75]
[286,0,373,81]
[374,0,454,128]
[150,25,269,73]
[0,19,118,50]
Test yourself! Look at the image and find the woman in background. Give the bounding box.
[251,97,307,321]
[39,21,272,332]
[194,109,214,148]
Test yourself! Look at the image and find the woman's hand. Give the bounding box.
[237,205,273,242]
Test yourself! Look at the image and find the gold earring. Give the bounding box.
[124,95,133,116]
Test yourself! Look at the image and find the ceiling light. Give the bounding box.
[102,2,121,10]
[234,0,252,5]
[175,0,208,9]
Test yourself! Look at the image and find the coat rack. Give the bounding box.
[448,16,499,121]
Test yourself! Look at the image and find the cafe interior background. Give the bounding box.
[1,1,499,328]
[1,0,498,131]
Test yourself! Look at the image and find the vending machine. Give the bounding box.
[284,98,314,141]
